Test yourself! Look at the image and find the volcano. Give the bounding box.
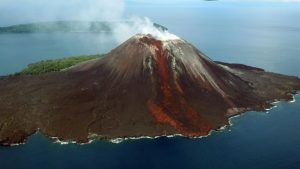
[0,34,300,145]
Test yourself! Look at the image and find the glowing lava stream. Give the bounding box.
[145,37,212,137]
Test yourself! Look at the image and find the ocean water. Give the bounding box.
[0,33,117,76]
[1,2,300,169]
[1,97,300,169]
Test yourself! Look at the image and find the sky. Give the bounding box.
[0,0,300,26]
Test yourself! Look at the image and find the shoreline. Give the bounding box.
[288,94,296,103]
[2,93,298,147]
[108,92,299,144]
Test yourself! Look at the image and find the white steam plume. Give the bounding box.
[0,0,179,43]
[112,17,179,43]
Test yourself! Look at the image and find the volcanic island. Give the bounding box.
[0,34,299,146]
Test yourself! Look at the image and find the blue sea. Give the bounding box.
[1,2,300,169]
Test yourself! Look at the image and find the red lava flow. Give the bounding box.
[144,37,212,137]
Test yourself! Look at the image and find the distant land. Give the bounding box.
[0,21,168,34]
[0,34,299,146]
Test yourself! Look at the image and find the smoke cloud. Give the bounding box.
[112,17,179,43]
[0,0,179,43]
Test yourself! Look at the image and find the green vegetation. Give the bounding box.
[14,54,103,76]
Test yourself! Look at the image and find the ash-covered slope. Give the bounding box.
[0,34,300,145]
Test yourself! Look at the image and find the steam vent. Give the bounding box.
[0,34,300,145]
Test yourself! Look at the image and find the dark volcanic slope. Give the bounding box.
[0,34,300,145]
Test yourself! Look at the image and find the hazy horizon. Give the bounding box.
[1,0,300,26]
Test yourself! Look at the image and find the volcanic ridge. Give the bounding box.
[0,34,300,145]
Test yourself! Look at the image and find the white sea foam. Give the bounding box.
[79,139,95,145]
[109,134,184,144]
[56,140,70,145]
[228,114,241,126]
[217,125,227,131]
[289,95,296,103]
[5,142,25,147]
[272,100,280,104]
[49,136,78,145]
[265,105,278,111]
[110,138,124,144]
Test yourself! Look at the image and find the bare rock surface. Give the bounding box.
[0,34,299,145]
